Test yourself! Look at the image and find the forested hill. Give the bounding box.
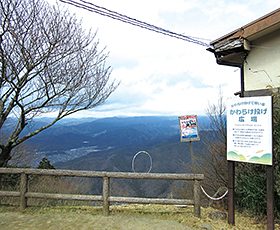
[21,115,212,173]
[5,115,215,198]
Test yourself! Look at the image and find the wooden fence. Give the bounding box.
[0,168,204,217]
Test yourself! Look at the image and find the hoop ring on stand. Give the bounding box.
[132,151,152,173]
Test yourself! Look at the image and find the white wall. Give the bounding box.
[244,29,280,91]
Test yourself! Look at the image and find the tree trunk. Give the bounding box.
[0,147,12,167]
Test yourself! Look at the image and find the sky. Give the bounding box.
[48,0,280,118]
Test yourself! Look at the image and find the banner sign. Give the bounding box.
[179,115,200,142]
[227,96,272,165]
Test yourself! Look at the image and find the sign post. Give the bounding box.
[179,115,200,172]
[227,95,274,229]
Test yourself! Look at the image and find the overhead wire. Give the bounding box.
[59,0,210,47]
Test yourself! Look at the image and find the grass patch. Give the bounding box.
[0,204,277,229]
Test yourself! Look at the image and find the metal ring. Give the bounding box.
[132,151,152,173]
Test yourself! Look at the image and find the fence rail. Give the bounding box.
[0,168,204,217]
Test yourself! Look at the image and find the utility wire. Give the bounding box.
[59,0,210,47]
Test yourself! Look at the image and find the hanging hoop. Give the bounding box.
[132,151,153,173]
[200,186,228,201]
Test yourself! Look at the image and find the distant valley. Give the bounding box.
[26,116,211,171]
[5,116,215,197]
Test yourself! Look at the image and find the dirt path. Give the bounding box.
[0,211,192,230]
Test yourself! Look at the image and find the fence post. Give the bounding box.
[193,179,201,217]
[20,173,28,210]
[103,176,110,216]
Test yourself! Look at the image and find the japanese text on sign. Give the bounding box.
[227,96,272,165]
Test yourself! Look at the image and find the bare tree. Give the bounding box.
[194,89,227,201]
[0,0,118,166]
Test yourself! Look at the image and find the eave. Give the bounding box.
[208,8,280,67]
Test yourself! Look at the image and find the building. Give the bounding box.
[207,8,280,228]
[208,8,280,95]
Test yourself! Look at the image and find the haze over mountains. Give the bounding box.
[25,116,211,172]
[4,116,214,197]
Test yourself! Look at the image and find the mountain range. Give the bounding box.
[5,116,214,198]
[26,116,211,169]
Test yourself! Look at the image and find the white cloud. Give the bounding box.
[47,0,280,117]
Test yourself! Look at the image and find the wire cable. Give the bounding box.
[200,186,228,201]
[59,0,210,47]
